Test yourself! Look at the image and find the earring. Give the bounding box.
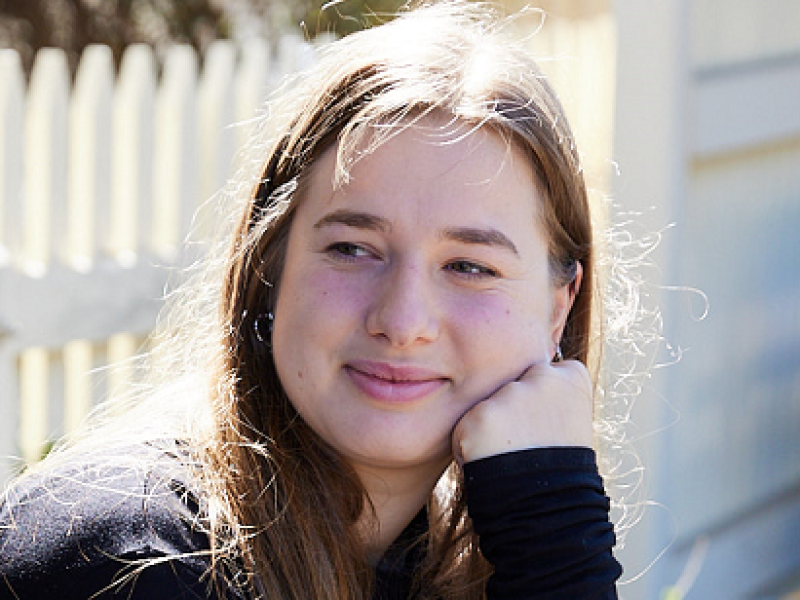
[253,312,274,348]
[552,345,564,363]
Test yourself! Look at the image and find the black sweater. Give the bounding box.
[0,446,620,599]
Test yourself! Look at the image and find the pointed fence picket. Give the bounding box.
[68,44,113,269]
[0,36,321,486]
[1,51,24,260]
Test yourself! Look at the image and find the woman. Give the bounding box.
[0,2,622,598]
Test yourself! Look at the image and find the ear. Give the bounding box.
[549,261,583,355]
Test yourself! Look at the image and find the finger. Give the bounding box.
[517,358,592,393]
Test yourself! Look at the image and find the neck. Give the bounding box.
[355,459,450,564]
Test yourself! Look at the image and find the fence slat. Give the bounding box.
[106,333,140,406]
[18,348,48,465]
[24,49,70,271]
[0,50,23,479]
[111,44,157,261]
[199,41,237,194]
[47,347,65,451]
[235,38,271,150]
[153,45,198,258]
[0,342,20,484]
[196,41,237,238]
[0,50,25,261]
[69,45,114,269]
[63,340,93,435]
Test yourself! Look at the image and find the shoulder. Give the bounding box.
[0,443,217,599]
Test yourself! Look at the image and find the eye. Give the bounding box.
[325,242,374,261]
[445,260,498,278]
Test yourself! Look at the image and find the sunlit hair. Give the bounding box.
[189,2,599,598]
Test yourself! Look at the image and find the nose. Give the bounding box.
[365,261,440,348]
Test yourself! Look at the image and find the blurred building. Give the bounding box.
[612,1,800,598]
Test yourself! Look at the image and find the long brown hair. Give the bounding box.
[201,2,595,598]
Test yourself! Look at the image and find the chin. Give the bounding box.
[343,439,452,472]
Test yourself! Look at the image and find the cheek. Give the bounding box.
[450,293,552,365]
[305,270,373,320]
[275,268,369,350]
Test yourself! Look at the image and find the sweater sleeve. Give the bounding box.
[464,447,621,600]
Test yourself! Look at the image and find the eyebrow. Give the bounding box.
[313,209,391,233]
[313,209,519,256]
[441,226,519,256]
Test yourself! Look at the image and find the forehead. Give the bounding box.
[304,117,541,216]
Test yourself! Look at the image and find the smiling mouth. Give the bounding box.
[345,362,449,403]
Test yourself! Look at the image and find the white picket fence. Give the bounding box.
[0,35,321,485]
[0,11,615,488]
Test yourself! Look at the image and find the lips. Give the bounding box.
[345,360,449,403]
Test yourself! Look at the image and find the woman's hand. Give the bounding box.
[452,360,595,465]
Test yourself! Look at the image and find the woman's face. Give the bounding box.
[272,121,570,479]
